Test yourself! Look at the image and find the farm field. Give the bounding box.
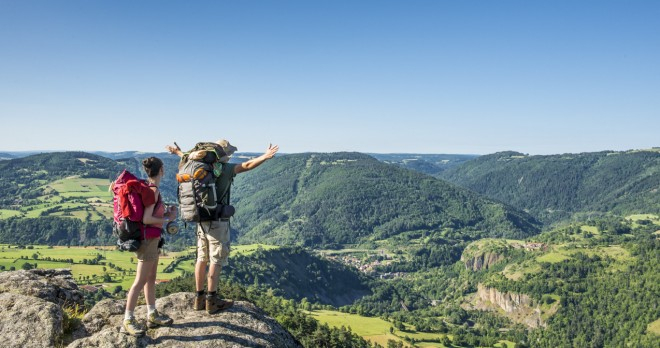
[0,243,278,293]
[308,309,518,347]
[307,309,455,347]
[0,177,114,221]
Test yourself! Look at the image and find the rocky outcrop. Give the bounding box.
[69,293,302,348]
[0,268,85,306]
[0,292,64,348]
[0,269,302,348]
[461,252,504,271]
[472,283,546,328]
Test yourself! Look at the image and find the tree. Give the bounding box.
[440,336,451,347]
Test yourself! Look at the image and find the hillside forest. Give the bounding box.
[0,149,658,347]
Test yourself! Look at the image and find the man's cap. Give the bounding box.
[216,139,237,162]
[216,139,237,156]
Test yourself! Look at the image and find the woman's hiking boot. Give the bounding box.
[122,317,145,336]
[206,294,234,314]
[193,293,206,310]
[146,310,173,328]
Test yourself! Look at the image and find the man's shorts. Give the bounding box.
[196,220,230,266]
[136,237,160,262]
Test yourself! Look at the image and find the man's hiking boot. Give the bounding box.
[206,294,234,314]
[146,310,173,328]
[193,293,206,310]
[123,317,145,336]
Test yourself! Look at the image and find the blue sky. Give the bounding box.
[1,1,658,155]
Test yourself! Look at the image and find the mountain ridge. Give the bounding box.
[231,152,541,247]
[440,149,660,223]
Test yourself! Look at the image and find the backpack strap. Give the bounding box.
[144,183,162,229]
[216,163,233,205]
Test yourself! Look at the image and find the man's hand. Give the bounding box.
[165,145,183,157]
[264,144,279,159]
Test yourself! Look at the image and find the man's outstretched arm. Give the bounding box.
[235,144,279,174]
[165,144,184,157]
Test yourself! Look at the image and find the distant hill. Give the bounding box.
[0,151,542,247]
[0,153,16,161]
[230,152,541,247]
[369,153,478,177]
[0,152,123,199]
[439,149,660,223]
[226,246,371,306]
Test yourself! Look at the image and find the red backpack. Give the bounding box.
[110,170,155,249]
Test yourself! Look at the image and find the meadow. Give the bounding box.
[0,177,114,221]
[307,309,516,348]
[0,243,277,293]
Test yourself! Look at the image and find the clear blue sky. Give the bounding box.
[1,1,658,155]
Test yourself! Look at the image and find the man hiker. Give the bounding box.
[166,140,279,313]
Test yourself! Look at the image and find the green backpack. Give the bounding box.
[176,142,229,222]
[179,142,226,166]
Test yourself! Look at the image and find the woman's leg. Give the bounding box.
[126,259,157,311]
[143,255,159,306]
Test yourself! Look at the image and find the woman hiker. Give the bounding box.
[123,157,177,336]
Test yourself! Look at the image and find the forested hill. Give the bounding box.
[0,153,16,160]
[369,153,478,177]
[439,149,660,223]
[230,152,541,247]
[0,152,123,200]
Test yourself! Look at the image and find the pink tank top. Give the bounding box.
[143,186,164,240]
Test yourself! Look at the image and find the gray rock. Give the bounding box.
[68,292,302,348]
[0,269,301,348]
[71,298,126,340]
[0,268,84,306]
[0,292,64,348]
[474,283,547,328]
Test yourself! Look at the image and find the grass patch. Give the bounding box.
[233,244,279,256]
[5,177,117,221]
[536,252,570,263]
[648,318,660,336]
[502,260,542,280]
[307,309,452,346]
[580,225,600,235]
[0,244,279,293]
[0,209,22,219]
[626,214,659,222]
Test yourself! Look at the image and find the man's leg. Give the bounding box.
[193,223,210,310]
[207,263,221,293]
[205,220,233,314]
[195,260,207,292]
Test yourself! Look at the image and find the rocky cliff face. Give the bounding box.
[461,252,504,271]
[0,269,302,348]
[472,283,546,328]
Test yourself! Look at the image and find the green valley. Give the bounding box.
[0,150,658,347]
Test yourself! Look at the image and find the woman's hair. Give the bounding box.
[142,157,163,178]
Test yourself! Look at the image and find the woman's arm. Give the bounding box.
[142,187,177,225]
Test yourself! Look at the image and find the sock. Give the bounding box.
[124,310,134,321]
[197,290,205,296]
[147,305,156,315]
[207,291,217,298]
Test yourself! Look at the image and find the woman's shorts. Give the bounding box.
[136,237,160,262]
